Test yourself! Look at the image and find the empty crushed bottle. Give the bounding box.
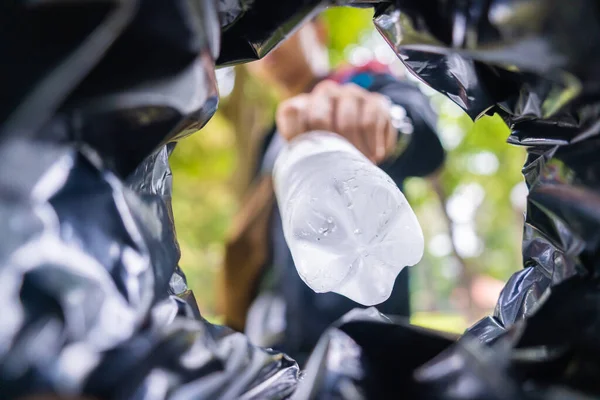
[273,131,424,306]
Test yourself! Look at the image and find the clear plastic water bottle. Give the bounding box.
[273,131,424,306]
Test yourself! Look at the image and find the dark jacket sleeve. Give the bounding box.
[369,74,446,185]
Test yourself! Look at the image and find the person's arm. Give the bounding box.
[275,80,399,163]
[274,77,445,183]
[369,75,445,184]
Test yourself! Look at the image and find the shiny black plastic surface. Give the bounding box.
[0,1,299,398]
[3,0,600,399]
[217,0,325,65]
[367,1,600,398]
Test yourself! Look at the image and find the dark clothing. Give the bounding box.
[256,66,445,364]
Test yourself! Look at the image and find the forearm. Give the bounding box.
[375,82,445,183]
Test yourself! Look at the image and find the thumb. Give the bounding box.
[276,95,310,141]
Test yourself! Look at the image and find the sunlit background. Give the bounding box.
[169,7,527,333]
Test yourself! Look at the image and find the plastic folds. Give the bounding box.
[4,0,600,399]
[367,0,600,398]
[216,0,326,65]
[0,140,300,399]
[0,1,300,399]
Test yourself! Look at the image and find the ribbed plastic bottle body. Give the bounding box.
[273,131,424,306]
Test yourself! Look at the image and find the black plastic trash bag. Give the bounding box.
[335,0,600,398]
[216,0,326,65]
[372,0,600,343]
[0,139,300,399]
[294,308,457,399]
[4,0,600,399]
[0,0,302,398]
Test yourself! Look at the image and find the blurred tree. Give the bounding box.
[219,66,277,200]
[321,7,374,65]
[408,107,525,323]
[169,114,237,315]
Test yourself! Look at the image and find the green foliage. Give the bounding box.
[322,7,374,66]
[411,312,467,334]
[406,98,525,319]
[170,114,238,315]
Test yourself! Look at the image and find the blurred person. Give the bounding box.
[218,16,445,365]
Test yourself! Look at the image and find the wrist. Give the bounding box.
[388,103,413,161]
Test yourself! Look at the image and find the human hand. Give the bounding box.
[275,80,398,163]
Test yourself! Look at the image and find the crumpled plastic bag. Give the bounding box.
[216,0,326,65]
[4,0,600,399]
[0,139,300,400]
[294,308,457,399]
[0,1,300,399]
[372,0,600,343]
[323,1,600,398]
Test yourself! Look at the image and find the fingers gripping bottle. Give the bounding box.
[273,131,424,306]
